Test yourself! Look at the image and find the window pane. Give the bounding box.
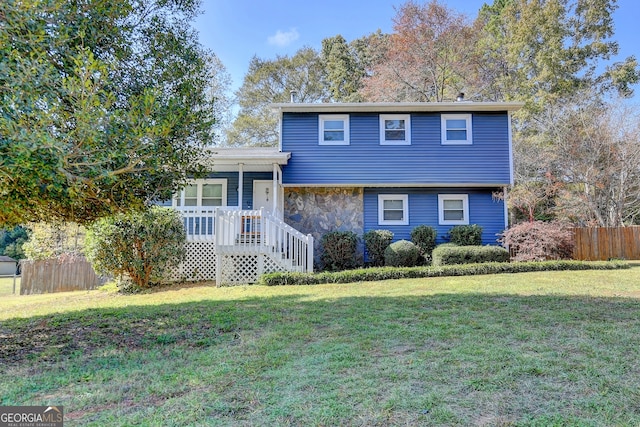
[184,185,197,198]
[184,198,198,206]
[384,200,404,210]
[385,119,405,130]
[447,130,467,140]
[202,198,222,206]
[324,120,344,130]
[324,130,344,141]
[446,119,467,129]
[385,130,405,140]
[202,184,222,198]
[443,199,463,210]
[384,210,404,221]
[444,210,464,221]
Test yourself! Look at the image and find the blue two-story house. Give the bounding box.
[275,101,522,264]
[168,101,522,284]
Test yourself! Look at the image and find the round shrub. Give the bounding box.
[364,229,393,266]
[384,240,420,267]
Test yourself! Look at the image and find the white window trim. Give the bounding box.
[438,194,469,225]
[380,114,411,145]
[441,114,473,145]
[378,194,409,225]
[173,178,227,208]
[319,114,350,145]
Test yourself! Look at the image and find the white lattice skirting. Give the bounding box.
[165,241,217,282]
[217,253,290,285]
[165,242,292,285]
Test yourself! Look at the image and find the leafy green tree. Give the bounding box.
[0,226,29,260]
[227,47,329,147]
[85,207,186,288]
[0,0,218,226]
[321,35,365,102]
[476,0,639,112]
[22,222,85,260]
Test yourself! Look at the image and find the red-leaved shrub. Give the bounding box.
[500,221,574,262]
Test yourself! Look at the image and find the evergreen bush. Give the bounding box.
[85,207,186,288]
[432,243,510,266]
[320,231,358,271]
[448,224,483,245]
[363,229,393,266]
[411,225,437,262]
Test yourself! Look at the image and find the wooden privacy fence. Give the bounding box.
[573,227,640,261]
[20,257,106,295]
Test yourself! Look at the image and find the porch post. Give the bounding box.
[238,163,244,209]
[272,163,278,215]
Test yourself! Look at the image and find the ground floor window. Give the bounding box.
[438,194,469,225]
[378,194,409,225]
[173,179,227,207]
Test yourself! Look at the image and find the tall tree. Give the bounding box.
[0,0,218,226]
[227,47,328,147]
[545,96,640,226]
[476,0,640,112]
[361,0,479,102]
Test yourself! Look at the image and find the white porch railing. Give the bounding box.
[214,208,314,271]
[173,207,314,282]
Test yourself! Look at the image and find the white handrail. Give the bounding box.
[175,207,314,274]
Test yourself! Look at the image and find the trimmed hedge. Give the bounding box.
[432,243,510,266]
[258,260,629,286]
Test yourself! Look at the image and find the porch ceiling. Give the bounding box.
[201,147,291,172]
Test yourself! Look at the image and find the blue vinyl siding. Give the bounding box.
[281,112,511,185]
[363,188,505,248]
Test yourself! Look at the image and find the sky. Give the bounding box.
[194,0,640,101]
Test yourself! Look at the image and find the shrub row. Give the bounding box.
[258,260,629,286]
[432,243,510,266]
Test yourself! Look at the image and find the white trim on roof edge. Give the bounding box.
[272,101,524,113]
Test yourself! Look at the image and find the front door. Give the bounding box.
[252,180,273,214]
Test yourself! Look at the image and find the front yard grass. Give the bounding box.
[2,267,640,425]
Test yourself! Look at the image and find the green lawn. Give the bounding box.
[2,267,640,426]
[0,276,20,297]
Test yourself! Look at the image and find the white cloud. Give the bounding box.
[267,28,299,47]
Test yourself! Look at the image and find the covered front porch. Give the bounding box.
[168,148,314,285]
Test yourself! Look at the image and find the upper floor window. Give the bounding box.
[378,194,409,225]
[380,114,411,145]
[173,179,227,207]
[319,114,349,145]
[441,114,472,145]
[438,194,469,225]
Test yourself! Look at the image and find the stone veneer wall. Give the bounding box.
[284,187,364,267]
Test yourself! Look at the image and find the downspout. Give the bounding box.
[272,163,279,217]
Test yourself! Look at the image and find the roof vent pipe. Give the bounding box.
[290,90,297,103]
[456,92,465,102]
